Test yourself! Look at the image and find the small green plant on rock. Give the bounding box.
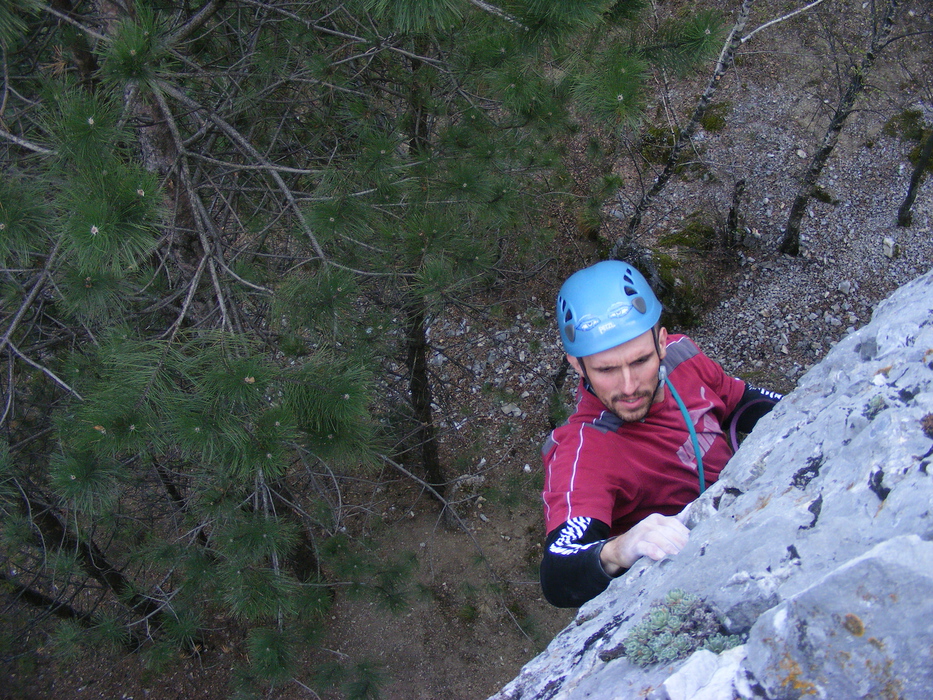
[618,589,743,667]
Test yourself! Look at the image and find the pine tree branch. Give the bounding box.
[467,0,525,29]
[150,85,237,332]
[159,251,209,341]
[214,257,273,295]
[39,4,107,42]
[185,150,324,175]
[0,571,95,625]
[163,0,227,47]
[208,254,231,332]
[157,80,328,260]
[237,0,449,70]
[26,495,168,622]
[1,355,13,426]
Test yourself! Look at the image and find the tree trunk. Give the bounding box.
[779,0,902,255]
[403,297,446,498]
[407,39,432,156]
[897,129,933,227]
[0,572,95,625]
[726,178,746,247]
[400,38,445,499]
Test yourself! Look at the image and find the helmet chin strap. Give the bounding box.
[577,356,593,393]
[650,326,665,403]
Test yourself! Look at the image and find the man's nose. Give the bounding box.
[619,368,638,395]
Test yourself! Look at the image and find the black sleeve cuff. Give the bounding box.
[540,518,616,608]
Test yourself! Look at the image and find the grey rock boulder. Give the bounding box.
[746,535,933,699]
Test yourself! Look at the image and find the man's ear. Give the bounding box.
[566,354,583,375]
[657,327,668,359]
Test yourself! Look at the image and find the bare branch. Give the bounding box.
[0,128,54,155]
[185,150,324,175]
[159,252,210,341]
[39,4,108,41]
[0,239,61,359]
[467,0,525,28]
[163,0,227,47]
[613,0,754,255]
[6,341,83,401]
[742,0,827,45]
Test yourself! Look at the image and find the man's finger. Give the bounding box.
[639,528,689,561]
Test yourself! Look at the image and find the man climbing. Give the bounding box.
[540,260,781,607]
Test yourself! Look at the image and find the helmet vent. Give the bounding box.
[624,285,637,296]
[564,324,576,343]
[632,296,647,313]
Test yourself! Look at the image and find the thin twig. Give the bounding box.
[291,678,323,699]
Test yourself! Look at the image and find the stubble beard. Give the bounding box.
[607,389,655,423]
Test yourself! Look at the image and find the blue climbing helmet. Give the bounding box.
[556,260,662,357]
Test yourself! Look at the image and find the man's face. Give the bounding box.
[567,327,667,423]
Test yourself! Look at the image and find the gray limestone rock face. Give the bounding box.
[489,265,933,700]
[745,535,933,700]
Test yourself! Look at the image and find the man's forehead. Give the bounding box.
[585,328,659,365]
